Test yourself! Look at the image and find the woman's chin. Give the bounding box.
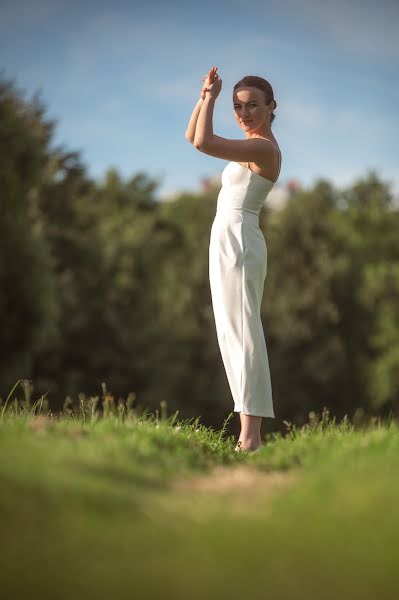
[241,125,254,134]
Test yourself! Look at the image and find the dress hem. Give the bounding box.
[234,407,275,418]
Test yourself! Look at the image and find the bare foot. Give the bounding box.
[234,440,263,453]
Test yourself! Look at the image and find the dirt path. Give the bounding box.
[155,464,302,519]
[173,464,299,493]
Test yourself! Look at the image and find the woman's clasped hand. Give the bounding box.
[201,66,222,100]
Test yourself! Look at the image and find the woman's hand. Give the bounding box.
[201,66,219,100]
[205,73,222,99]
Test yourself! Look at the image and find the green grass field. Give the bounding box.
[1,393,399,600]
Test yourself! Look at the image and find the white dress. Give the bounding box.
[209,158,280,418]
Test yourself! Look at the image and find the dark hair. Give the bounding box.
[233,76,277,124]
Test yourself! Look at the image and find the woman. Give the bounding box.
[185,66,281,453]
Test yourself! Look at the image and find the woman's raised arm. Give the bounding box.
[193,71,275,165]
[185,97,204,144]
[185,67,218,144]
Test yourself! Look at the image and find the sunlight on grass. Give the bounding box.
[1,380,399,599]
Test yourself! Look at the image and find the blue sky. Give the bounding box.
[1,0,398,198]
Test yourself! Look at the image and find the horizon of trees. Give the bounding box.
[1,73,399,433]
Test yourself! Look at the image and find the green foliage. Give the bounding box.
[1,73,399,429]
[0,77,59,390]
[262,174,399,424]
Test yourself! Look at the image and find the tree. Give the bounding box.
[0,76,58,395]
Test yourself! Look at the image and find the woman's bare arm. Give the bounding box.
[185,67,218,144]
[194,95,216,150]
[194,77,274,164]
[185,97,204,144]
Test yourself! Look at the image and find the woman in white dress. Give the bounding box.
[185,67,282,452]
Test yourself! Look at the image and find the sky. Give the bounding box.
[1,0,398,199]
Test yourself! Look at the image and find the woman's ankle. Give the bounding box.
[238,437,262,451]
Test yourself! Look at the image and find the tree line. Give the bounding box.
[1,74,398,430]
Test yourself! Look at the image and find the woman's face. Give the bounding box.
[233,86,271,134]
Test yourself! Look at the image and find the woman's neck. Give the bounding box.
[246,124,273,140]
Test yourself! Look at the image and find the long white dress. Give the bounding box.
[209,158,280,418]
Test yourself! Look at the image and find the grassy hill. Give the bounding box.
[1,394,399,599]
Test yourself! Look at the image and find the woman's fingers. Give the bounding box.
[209,67,218,83]
[202,66,219,89]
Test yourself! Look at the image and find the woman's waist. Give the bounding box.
[216,188,265,216]
[214,207,260,225]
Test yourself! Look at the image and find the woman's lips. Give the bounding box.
[242,120,252,124]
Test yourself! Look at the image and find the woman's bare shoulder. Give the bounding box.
[247,138,281,181]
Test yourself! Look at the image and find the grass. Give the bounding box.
[1,383,399,599]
